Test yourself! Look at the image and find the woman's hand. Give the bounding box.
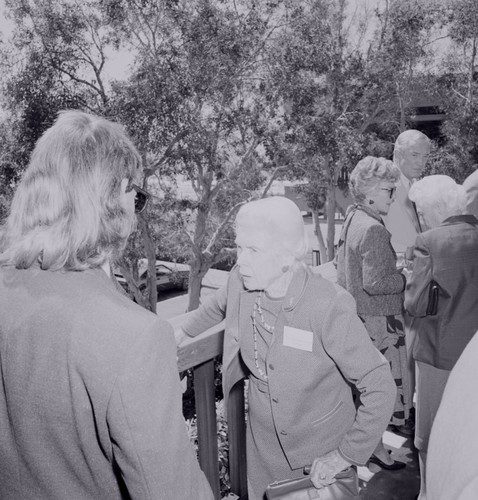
[309,450,351,489]
[174,327,187,346]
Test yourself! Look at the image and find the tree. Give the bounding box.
[107,0,289,310]
[427,0,478,180]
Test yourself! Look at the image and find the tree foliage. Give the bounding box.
[2,0,478,310]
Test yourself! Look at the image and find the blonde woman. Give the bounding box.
[336,156,411,470]
[0,111,213,500]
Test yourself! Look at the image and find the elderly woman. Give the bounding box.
[178,196,396,500]
[405,175,478,500]
[0,111,213,500]
[336,156,411,470]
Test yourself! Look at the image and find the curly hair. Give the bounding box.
[409,175,467,229]
[349,156,401,203]
[0,110,141,271]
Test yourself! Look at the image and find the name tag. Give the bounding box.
[283,326,314,352]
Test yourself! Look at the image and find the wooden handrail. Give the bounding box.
[170,313,247,500]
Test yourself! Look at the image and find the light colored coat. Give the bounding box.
[0,266,213,500]
[385,173,421,253]
[183,266,396,468]
[427,330,478,500]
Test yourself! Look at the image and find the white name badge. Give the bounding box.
[283,326,314,352]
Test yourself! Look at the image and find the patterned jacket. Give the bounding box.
[336,204,406,317]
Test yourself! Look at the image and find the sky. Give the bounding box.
[0,0,383,83]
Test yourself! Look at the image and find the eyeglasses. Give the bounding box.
[126,183,151,214]
[380,187,396,199]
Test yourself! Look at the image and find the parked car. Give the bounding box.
[139,262,189,293]
[114,260,189,296]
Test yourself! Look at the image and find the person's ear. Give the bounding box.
[281,254,295,272]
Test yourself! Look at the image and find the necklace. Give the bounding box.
[251,292,275,381]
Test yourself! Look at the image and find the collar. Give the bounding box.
[400,172,412,190]
[282,266,310,312]
[442,214,478,227]
[237,266,311,312]
[346,203,384,225]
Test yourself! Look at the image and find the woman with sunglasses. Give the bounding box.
[0,110,213,500]
[336,156,411,470]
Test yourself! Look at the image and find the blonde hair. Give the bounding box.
[409,175,466,229]
[235,196,308,266]
[0,110,141,271]
[349,156,400,203]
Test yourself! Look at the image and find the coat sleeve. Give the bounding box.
[182,282,228,337]
[106,319,214,500]
[361,224,406,296]
[321,289,396,465]
[404,234,433,317]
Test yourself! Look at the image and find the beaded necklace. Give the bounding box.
[251,292,275,381]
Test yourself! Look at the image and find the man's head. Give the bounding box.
[393,130,431,181]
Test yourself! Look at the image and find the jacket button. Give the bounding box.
[280,430,287,436]
[268,363,274,370]
[272,397,279,403]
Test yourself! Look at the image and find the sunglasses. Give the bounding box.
[126,183,151,214]
[380,187,397,199]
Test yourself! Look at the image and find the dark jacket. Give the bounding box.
[336,205,405,316]
[405,214,478,370]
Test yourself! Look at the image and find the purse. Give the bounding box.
[265,466,360,500]
[426,280,440,316]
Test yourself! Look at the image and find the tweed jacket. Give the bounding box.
[0,266,213,500]
[182,266,396,468]
[336,205,406,317]
[404,214,478,371]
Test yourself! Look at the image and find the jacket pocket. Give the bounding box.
[311,401,344,427]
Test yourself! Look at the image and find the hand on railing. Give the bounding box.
[175,326,188,346]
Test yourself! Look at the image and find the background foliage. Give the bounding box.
[1,0,478,306]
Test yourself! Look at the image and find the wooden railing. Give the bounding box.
[169,314,247,500]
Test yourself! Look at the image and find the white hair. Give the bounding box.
[393,129,431,162]
[463,169,478,217]
[235,196,309,266]
[409,175,467,229]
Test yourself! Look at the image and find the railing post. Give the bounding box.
[227,380,248,498]
[194,359,220,499]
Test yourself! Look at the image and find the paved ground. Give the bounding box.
[359,428,420,500]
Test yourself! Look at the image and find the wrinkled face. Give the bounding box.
[235,224,286,292]
[368,181,397,216]
[397,141,430,181]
